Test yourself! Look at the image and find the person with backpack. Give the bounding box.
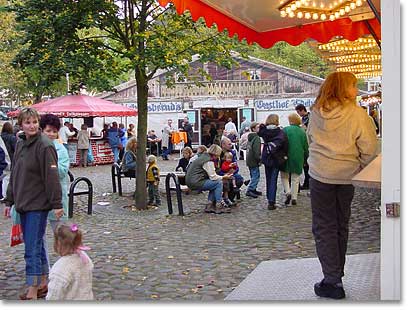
[258,114,288,210]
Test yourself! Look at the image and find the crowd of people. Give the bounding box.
[0,72,379,300]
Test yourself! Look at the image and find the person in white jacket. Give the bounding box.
[307,72,377,300]
[46,223,93,300]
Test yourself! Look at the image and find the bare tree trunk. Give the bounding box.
[135,69,149,209]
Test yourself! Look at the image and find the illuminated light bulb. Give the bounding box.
[286,7,291,13]
[345,5,350,12]
[350,2,356,9]
[289,11,295,17]
[295,1,302,8]
[320,13,327,20]
[312,12,319,19]
[312,1,317,7]
[356,0,363,6]
[291,4,297,10]
[330,14,335,21]
[335,12,340,18]
[340,8,345,15]
[280,10,287,17]
[305,12,311,19]
[320,2,325,8]
[297,11,304,18]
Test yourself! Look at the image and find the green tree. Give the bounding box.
[0,0,30,106]
[12,0,244,208]
[249,41,331,78]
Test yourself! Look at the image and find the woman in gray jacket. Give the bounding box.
[307,72,377,300]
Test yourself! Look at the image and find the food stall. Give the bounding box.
[8,94,137,165]
[157,0,400,300]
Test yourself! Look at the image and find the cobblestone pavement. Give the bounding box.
[0,154,381,301]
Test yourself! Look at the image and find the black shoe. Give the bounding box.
[314,280,345,299]
[233,187,241,194]
[253,190,263,196]
[223,198,235,207]
[284,194,291,205]
[244,180,250,186]
[291,199,297,206]
[267,202,277,210]
[246,191,258,198]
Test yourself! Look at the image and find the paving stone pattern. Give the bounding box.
[0,155,381,301]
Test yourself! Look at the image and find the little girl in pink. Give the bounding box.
[46,223,93,300]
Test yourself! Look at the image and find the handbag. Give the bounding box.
[10,223,23,247]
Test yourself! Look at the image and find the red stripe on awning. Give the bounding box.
[159,0,380,48]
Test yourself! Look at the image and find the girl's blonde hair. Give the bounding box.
[207,144,222,157]
[313,71,357,112]
[182,146,193,157]
[17,107,40,126]
[288,113,302,126]
[224,152,233,160]
[54,223,83,256]
[147,154,157,164]
[196,145,207,154]
[265,114,279,126]
[125,136,137,152]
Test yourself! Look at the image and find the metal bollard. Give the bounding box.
[68,177,93,218]
[165,173,184,216]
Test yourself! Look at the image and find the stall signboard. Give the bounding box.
[124,101,183,113]
[254,98,315,111]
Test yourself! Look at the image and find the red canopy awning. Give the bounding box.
[8,95,137,118]
[159,0,381,48]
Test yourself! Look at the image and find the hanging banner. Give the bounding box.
[254,98,315,111]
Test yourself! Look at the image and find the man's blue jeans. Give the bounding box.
[248,166,260,192]
[265,166,279,204]
[201,179,223,203]
[162,143,173,158]
[111,146,119,162]
[20,210,49,286]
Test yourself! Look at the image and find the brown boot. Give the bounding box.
[204,201,216,213]
[215,201,231,214]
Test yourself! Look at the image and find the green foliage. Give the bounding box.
[248,41,331,78]
[0,0,30,103]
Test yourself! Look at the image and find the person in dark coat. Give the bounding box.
[258,114,288,210]
[180,117,194,149]
[1,122,17,163]
[245,122,262,198]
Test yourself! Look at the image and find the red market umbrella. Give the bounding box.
[158,0,380,48]
[8,95,137,118]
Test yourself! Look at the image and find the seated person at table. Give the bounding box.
[227,129,239,144]
[147,130,161,156]
[176,147,193,173]
[122,137,138,178]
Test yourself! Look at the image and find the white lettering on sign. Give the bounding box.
[147,102,182,113]
[254,98,315,111]
[125,102,183,113]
